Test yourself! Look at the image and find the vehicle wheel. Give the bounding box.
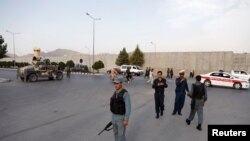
[56,72,63,80]
[204,80,211,87]
[233,83,242,89]
[29,74,38,82]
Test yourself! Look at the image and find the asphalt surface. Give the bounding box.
[0,70,250,141]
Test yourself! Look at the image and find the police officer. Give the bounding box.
[66,66,71,79]
[152,71,168,119]
[186,75,207,131]
[172,70,189,115]
[110,77,131,141]
[170,68,173,79]
[126,67,131,83]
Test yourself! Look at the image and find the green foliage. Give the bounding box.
[51,62,58,65]
[0,35,8,59]
[0,61,29,68]
[0,61,6,67]
[66,60,75,68]
[16,62,29,67]
[130,44,144,67]
[92,60,104,72]
[82,65,89,73]
[7,61,13,67]
[115,48,129,66]
[58,62,66,70]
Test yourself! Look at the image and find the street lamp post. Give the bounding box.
[6,30,20,67]
[86,13,101,72]
[150,41,156,56]
[84,46,90,71]
[150,42,157,67]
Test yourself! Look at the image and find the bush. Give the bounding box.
[66,60,75,68]
[92,60,104,73]
[0,61,29,68]
[51,62,58,65]
[58,62,66,70]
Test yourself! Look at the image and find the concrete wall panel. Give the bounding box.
[1,51,249,74]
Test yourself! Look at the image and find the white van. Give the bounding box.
[120,65,144,76]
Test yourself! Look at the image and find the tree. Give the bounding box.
[115,48,129,66]
[66,60,75,68]
[51,62,58,65]
[130,44,144,66]
[58,62,66,70]
[92,60,104,73]
[0,35,8,59]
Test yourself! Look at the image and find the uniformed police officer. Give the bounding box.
[152,71,168,119]
[186,75,207,131]
[172,70,189,115]
[66,66,71,79]
[110,77,131,141]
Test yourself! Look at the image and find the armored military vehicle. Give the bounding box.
[17,56,63,82]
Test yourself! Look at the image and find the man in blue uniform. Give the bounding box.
[110,77,131,141]
[172,70,189,115]
[152,71,168,119]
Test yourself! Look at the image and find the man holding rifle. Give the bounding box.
[110,77,131,141]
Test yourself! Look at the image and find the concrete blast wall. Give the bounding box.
[1,51,249,75]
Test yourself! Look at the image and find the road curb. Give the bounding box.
[69,72,105,76]
[0,68,17,71]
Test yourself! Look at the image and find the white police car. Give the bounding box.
[201,71,249,89]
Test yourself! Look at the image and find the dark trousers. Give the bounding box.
[126,74,131,81]
[173,92,186,114]
[154,93,165,114]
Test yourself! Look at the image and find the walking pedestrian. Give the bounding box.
[147,68,154,84]
[186,75,207,131]
[152,71,168,119]
[170,68,173,79]
[172,70,189,115]
[66,66,71,79]
[144,67,149,79]
[167,68,170,79]
[126,67,132,83]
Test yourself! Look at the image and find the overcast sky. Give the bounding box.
[1,0,250,55]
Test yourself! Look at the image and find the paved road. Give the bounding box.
[0,70,249,141]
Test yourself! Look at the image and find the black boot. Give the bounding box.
[156,114,159,119]
[160,111,164,116]
[196,124,202,131]
[186,119,191,125]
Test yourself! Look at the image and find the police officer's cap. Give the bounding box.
[113,77,123,84]
[179,70,185,74]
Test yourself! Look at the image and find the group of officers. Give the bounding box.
[109,70,207,141]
